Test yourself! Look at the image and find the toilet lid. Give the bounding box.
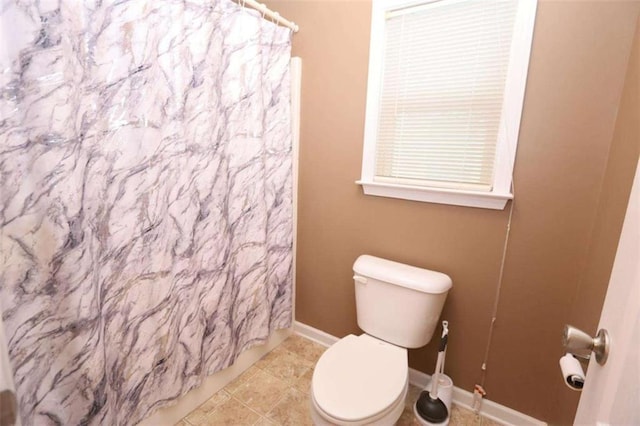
[312,334,407,422]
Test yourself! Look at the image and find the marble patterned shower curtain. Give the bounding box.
[0,0,293,424]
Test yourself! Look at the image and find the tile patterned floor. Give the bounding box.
[175,335,501,426]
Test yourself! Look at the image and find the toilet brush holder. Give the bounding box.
[414,374,453,426]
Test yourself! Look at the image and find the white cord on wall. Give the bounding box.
[473,183,516,414]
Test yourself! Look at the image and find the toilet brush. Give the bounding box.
[416,321,449,424]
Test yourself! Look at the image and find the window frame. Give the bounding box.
[357,0,538,210]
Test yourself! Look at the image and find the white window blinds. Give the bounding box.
[374,0,520,191]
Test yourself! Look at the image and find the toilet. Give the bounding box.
[310,255,452,426]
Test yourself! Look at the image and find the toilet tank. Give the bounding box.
[353,255,452,349]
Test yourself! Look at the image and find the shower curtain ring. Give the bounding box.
[260,3,267,18]
[271,12,279,24]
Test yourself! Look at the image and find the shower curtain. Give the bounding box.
[0,0,293,424]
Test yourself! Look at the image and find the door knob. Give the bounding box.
[562,324,609,365]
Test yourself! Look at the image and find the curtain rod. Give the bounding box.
[237,0,300,33]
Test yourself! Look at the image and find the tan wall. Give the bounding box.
[551,15,640,425]
[270,0,640,423]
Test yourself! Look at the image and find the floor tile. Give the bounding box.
[450,404,482,426]
[232,369,290,415]
[252,416,278,426]
[183,390,231,425]
[266,387,314,426]
[405,384,423,409]
[480,416,504,426]
[291,367,314,394]
[204,397,260,425]
[253,346,291,370]
[199,389,232,413]
[178,335,502,426]
[397,405,423,426]
[279,335,326,363]
[224,365,261,395]
[259,348,313,384]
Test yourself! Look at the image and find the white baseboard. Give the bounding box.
[293,321,342,347]
[140,329,291,426]
[407,367,546,426]
[293,321,546,426]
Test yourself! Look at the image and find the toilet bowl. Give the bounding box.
[310,334,408,426]
[309,255,452,426]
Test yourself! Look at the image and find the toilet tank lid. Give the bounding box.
[353,255,452,294]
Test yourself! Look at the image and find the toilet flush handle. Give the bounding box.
[353,275,368,284]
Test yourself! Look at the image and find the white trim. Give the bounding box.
[293,321,341,347]
[357,180,512,210]
[359,0,537,209]
[140,329,291,426]
[386,0,474,18]
[360,0,385,186]
[408,368,546,426]
[493,0,537,194]
[293,321,547,426]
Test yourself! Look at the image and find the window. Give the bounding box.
[357,0,537,209]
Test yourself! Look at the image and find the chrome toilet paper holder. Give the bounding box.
[562,324,610,365]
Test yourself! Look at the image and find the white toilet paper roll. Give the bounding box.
[559,354,585,391]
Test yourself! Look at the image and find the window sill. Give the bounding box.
[356,180,512,210]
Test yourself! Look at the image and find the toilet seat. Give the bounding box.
[311,379,408,426]
[311,334,408,424]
